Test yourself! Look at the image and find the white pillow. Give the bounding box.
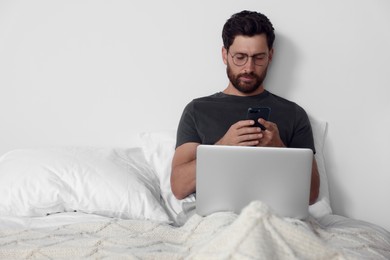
[0,147,170,223]
[140,115,332,222]
[308,114,332,218]
[140,131,195,224]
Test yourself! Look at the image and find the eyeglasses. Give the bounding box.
[229,52,268,66]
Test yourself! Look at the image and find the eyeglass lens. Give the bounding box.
[231,53,267,66]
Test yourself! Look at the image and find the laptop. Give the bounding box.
[195,145,313,219]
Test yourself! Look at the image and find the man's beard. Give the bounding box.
[226,63,268,94]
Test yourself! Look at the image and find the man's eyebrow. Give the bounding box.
[253,52,267,56]
[232,51,268,56]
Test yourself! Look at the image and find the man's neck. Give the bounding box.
[222,84,265,97]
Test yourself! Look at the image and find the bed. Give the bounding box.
[0,116,389,259]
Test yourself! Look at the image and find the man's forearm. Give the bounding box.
[171,159,197,200]
[309,158,320,205]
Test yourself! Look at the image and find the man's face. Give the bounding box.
[223,34,273,95]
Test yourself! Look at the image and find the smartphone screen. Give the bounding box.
[246,107,271,130]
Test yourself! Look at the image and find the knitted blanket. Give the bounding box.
[0,201,389,259]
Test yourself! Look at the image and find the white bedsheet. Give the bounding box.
[0,211,111,230]
[0,201,389,259]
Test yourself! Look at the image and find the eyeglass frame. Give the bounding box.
[228,50,269,67]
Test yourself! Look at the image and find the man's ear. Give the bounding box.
[268,48,274,62]
[222,46,228,65]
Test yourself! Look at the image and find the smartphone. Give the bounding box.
[246,107,271,130]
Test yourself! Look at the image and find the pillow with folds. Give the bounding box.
[140,131,195,225]
[308,114,332,218]
[0,146,170,223]
[141,115,332,222]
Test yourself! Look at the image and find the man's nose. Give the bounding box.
[243,57,256,72]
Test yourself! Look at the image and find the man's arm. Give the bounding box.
[310,158,320,204]
[171,142,199,200]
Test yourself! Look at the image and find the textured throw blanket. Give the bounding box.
[0,201,389,259]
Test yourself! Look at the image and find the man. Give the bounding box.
[171,10,320,205]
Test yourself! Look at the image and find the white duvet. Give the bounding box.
[0,201,389,259]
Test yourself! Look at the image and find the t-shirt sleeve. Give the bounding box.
[176,101,201,148]
[290,105,316,154]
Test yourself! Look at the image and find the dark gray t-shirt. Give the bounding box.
[176,90,315,153]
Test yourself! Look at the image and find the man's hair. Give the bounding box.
[222,10,275,50]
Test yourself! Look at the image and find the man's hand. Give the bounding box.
[215,120,263,146]
[216,119,285,148]
[256,118,285,147]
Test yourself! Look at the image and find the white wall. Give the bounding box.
[0,0,389,231]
